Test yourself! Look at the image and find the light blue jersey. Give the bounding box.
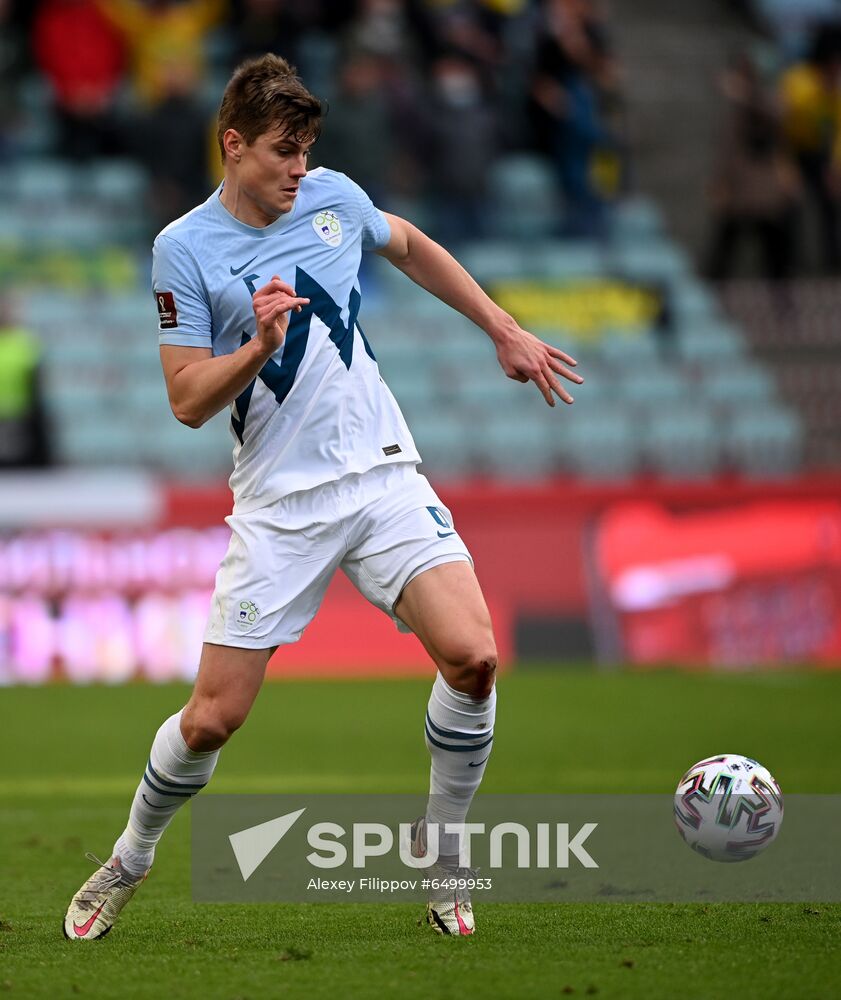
[152,167,420,512]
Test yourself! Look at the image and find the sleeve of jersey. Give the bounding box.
[152,234,213,348]
[344,175,391,251]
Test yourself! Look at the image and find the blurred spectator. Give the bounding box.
[780,22,841,271]
[229,1,353,74]
[707,54,801,283]
[98,0,225,107]
[426,1,503,88]
[531,0,621,237]
[343,0,421,65]
[32,0,126,160]
[127,61,212,233]
[0,296,49,468]
[423,54,498,246]
[314,53,395,203]
[0,0,28,161]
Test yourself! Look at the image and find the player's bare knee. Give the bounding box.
[442,644,497,700]
[182,701,246,752]
[469,653,497,699]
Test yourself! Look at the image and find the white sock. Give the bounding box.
[113,709,219,876]
[424,672,496,863]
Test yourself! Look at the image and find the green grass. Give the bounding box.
[1,671,840,999]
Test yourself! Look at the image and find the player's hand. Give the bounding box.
[252,276,310,353]
[495,327,582,406]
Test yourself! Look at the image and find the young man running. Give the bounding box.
[63,53,581,940]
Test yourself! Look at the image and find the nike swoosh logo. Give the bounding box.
[437,531,455,539]
[73,903,105,937]
[468,754,491,768]
[230,255,258,276]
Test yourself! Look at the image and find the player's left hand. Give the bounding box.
[495,328,582,407]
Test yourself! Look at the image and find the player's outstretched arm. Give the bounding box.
[376,213,583,407]
[160,277,309,427]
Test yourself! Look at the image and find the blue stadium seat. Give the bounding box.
[413,412,473,478]
[611,197,664,242]
[699,365,776,409]
[457,242,533,282]
[86,160,149,207]
[599,327,661,366]
[618,365,694,407]
[475,411,558,478]
[724,407,803,477]
[609,241,691,282]
[645,405,720,477]
[9,160,77,204]
[563,405,642,477]
[487,155,560,239]
[677,321,746,362]
[528,241,605,279]
[670,279,722,323]
[21,294,79,336]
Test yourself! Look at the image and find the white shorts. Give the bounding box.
[204,462,472,649]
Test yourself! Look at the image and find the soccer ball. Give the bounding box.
[674,754,783,862]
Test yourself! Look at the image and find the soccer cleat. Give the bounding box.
[63,853,149,941]
[410,817,476,936]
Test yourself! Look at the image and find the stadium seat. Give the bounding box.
[611,197,664,242]
[609,241,691,282]
[599,328,661,366]
[563,406,642,478]
[86,160,149,207]
[699,365,776,409]
[57,415,136,466]
[457,242,533,282]
[23,293,88,336]
[32,208,117,249]
[487,155,560,239]
[475,411,558,477]
[411,410,478,477]
[645,405,720,477]
[670,279,722,324]
[677,322,746,363]
[618,364,694,407]
[8,159,77,205]
[724,407,804,477]
[527,241,605,279]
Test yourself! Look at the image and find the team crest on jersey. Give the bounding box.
[312,210,342,248]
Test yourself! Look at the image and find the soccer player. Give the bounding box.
[63,54,581,940]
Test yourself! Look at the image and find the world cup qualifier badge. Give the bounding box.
[236,600,260,629]
[312,210,342,247]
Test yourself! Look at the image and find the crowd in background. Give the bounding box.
[0,0,626,241]
[708,14,841,279]
[3,1,841,273]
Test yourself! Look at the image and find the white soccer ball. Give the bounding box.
[674,754,783,862]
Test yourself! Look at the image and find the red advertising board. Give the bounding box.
[590,501,841,667]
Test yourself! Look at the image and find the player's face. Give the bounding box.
[235,127,312,222]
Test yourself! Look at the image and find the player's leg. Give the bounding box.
[114,642,273,865]
[63,643,271,941]
[395,562,497,834]
[65,486,344,941]
[341,469,495,934]
[397,561,497,936]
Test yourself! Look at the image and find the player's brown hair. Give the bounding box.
[216,53,324,159]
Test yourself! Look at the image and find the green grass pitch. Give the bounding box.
[1,670,840,999]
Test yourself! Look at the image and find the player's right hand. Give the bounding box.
[252,276,310,353]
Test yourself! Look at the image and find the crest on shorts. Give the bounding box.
[236,600,260,629]
[312,210,342,248]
